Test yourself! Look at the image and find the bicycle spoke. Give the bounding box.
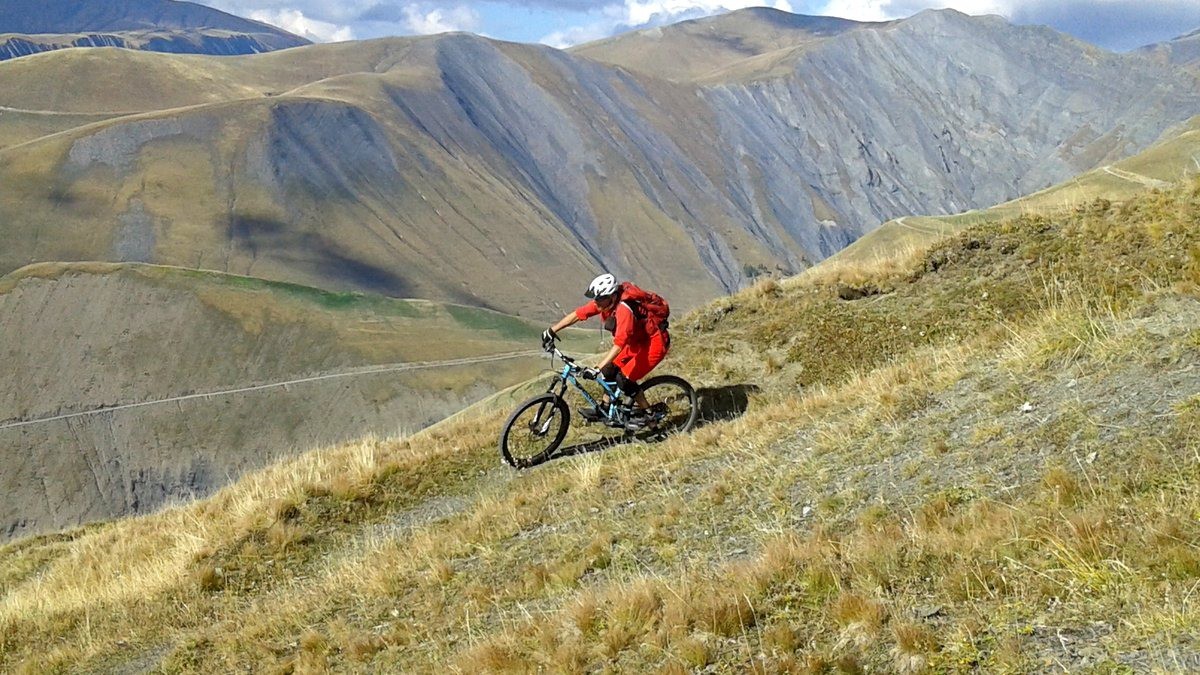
[639,376,697,437]
[502,395,569,467]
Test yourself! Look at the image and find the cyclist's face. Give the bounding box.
[596,294,617,310]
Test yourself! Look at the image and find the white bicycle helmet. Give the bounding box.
[585,273,618,299]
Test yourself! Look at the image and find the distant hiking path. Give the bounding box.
[1101,165,1170,188]
[893,216,944,235]
[0,349,543,431]
[0,104,105,117]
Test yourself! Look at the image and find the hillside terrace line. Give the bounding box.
[0,348,545,431]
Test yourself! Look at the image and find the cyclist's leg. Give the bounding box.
[609,352,636,403]
[619,334,668,409]
[598,363,621,406]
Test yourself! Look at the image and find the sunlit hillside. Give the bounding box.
[4,9,1200,318]
[0,262,598,539]
[3,178,1198,672]
[571,8,876,82]
[828,115,1200,267]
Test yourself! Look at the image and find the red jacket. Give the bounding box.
[574,297,647,350]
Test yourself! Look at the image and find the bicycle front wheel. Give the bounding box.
[639,375,698,438]
[500,393,570,468]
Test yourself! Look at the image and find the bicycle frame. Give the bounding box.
[545,348,626,425]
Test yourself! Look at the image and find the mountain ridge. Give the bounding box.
[0,0,309,61]
[571,7,878,82]
[0,0,296,36]
[3,11,1199,319]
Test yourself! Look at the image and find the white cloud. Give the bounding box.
[205,0,1200,51]
[401,4,482,34]
[818,0,1011,22]
[540,0,795,47]
[541,23,614,49]
[249,8,355,41]
[813,0,1200,50]
[623,0,793,26]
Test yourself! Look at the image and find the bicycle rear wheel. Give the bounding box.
[500,393,570,468]
[638,375,698,438]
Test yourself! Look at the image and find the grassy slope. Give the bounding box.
[0,36,747,318]
[828,115,1200,267]
[0,38,436,114]
[0,259,601,421]
[0,261,581,363]
[0,107,122,150]
[0,261,602,538]
[571,8,870,82]
[2,181,1199,672]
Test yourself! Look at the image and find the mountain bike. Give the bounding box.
[499,347,698,468]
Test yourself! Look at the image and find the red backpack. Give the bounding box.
[620,282,670,336]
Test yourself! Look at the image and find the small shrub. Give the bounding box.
[674,635,711,668]
[460,640,521,672]
[603,624,637,658]
[830,593,884,646]
[764,622,800,653]
[195,564,223,592]
[266,523,313,551]
[695,593,757,636]
[891,623,937,673]
[1042,466,1080,506]
[570,594,599,635]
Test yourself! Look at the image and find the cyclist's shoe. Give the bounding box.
[624,407,654,431]
[577,406,604,423]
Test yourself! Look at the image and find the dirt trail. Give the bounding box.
[0,267,560,541]
[1101,165,1171,188]
[893,216,945,235]
[0,349,542,432]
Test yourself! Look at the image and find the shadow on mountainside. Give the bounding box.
[545,383,759,465]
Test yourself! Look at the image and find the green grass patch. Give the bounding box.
[445,302,538,339]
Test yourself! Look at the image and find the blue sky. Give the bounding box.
[197,0,1200,52]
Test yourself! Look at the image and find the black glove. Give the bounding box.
[580,367,601,380]
[541,328,558,352]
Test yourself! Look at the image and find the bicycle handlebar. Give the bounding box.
[548,345,578,368]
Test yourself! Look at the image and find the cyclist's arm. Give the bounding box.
[595,343,621,371]
[550,312,581,334]
[551,301,600,334]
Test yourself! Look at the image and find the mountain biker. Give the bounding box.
[542,273,670,425]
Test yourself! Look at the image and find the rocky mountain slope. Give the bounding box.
[2,175,1197,672]
[0,0,309,61]
[0,0,286,33]
[1140,27,1200,68]
[0,262,595,540]
[0,29,306,61]
[829,114,1200,265]
[1,9,1198,318]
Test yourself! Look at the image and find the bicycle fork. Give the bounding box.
[529,400,558,437]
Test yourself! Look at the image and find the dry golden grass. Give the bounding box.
[4,182,1200,671]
